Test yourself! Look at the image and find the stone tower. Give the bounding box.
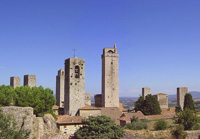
[56,68,65,108]
[10,76,20,88]
[101,44,119,107]
[177,87,188,110]
[24,75,36,87]
[85,93,91,106]
[142,87,151,99]
[64,57,85,116]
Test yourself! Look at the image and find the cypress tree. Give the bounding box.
[184,93,195,112]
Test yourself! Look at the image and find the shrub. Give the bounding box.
[172,124,187,139]
[125,121,147,130]
[154,119,167,130]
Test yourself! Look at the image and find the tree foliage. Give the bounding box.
[183,93,195,112]
[0,85,56,117]
[0,110,30,139]
[74,115,124,139]
[175,108,198,130]
[134,95,161,115]
[172,124,187,139]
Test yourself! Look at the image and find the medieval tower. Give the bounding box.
[10,76,20,88]
[24,75,36,87]
[56,68,65,108]
[64,57,85,116]
[177,87,188,110]
[101,44,119,107]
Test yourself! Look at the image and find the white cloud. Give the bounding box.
[0,66,5,69]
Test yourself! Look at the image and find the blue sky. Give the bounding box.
[0,0,200,97]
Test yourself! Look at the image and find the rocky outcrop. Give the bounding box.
[0,106,34,139]
[43,114,58,133]
[0,106,64,139]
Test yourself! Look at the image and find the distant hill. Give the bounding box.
[168,91,200,100]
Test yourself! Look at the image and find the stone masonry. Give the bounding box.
[142,87,151,99]
[85,93,91,106]
[177,87,188,110]
[56,68,65,108]
[94,94,102,107]
[64,57,85,116]
[154,93,168,108]
[10,76,20,88]
[101,44,119,107]
[24,75,36,87]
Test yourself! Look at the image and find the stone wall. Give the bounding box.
[154,93,168,108]
[94,94,102,107]
[79,109,101,118]
[124,129,200,139]
[85,93,91,106]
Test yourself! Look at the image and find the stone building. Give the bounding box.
[177,87,188,110]
[94,94,102,107]
[85,93,91,106]
[56,68,65,109]
[142,87,151,99]
[10,76,20,88]
[154,93,168,108]
[64,57,85,116]
[101,44,119,107]
[24,75,36,87]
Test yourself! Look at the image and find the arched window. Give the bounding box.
[75,65,80,78]
[107,50,114,53]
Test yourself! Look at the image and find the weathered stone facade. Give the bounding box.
[94,94,102,107]
[154,93,168,108]
[24,75,36,87]
[64,57,85,116]
[142,87,151,99]
[101,44,119,107]
[10,76,20,88]
[0,106,60,139]
[177,87,188,110]
[85,93,91,106]
[56,68,65,108]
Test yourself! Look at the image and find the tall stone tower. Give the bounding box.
[56,68,65,108]
[142,87,151,99]
[177,87,188,110]
[10,76,20,88]
[64,57,85,116]
[101,43,119,107]
[24,75,36,87]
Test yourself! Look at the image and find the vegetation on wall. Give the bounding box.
[74,115,124,139]
[125,115,148,130]
[134,94,161,115]
[0,110,30,139]
[0,85,56,118]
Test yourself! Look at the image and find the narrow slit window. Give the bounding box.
[75,66,80,78]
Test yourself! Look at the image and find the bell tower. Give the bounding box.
[101,43,119,107]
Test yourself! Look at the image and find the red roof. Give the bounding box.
[56,115,84,124]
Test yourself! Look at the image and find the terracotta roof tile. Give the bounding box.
[56,115,84,124]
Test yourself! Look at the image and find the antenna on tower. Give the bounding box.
[73,48,76,58]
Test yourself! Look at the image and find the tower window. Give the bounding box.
[75,66,80,78]
[111,62,113,65]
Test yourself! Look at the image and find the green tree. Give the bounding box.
[74,115,124,139]
[154,119,167,130]
[134,96,144,112]
[183,93,195,112]
[0,110,30,139]
[175,108,198,130]
[135,94,161,115]
[0,85,56,118]
[175,106,182,113]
